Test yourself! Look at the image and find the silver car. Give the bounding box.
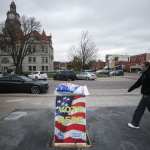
[77,72,96,80]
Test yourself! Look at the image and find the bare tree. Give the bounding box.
[70,31,97,71]
[0,16,41,74]
[67,56,82,71]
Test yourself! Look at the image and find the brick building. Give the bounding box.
[130,53,150,72]
[105,54,130,71]
[90,60,106,70]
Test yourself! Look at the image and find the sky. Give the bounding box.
[0,0,150,61]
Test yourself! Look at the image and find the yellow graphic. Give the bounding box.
[58,106,85,113]
[56,116,85,125]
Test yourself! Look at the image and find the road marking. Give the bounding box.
[6,99,25,103]
[4,111,27,120]
[30,102,42,105]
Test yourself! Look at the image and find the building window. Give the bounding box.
[28,57,36,63]
[33,66,36,71]
[41,45,49,53]
[29,66,36,71]
[41,45,44,52]
[2,66,8,72]
[29,66,32,71]
[33,57,36,63]
[28,57,32,63]
[46,57,48,63]
[46,66,48,71]
[42,66,44,71]
[45,47,48,53]
[41,57,48,63]
[41,66,48,71]
[33,46,36,53]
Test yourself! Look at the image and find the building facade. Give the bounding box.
[90,60,106,70]
[54,61,68,70]
[0,1,54,73]
[105,54,129,71]
[130,53,150,72]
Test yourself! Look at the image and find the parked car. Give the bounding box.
[0,72,3,78]
[0,75,49,94]
[138,71,142,76]
[53,70,76,81]
[28,71,48,80]
[109,70,124,76]
[82,69,96,74]
[96,69,110,76]
[76,72,96,80]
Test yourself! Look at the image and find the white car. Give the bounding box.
[28,71,48,80]
[77,72,96,80]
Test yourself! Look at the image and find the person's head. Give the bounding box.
[141,62,150,71]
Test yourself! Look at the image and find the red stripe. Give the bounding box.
[71,112,86,118]
[73,95,85,99]
[56,112,86,119]
[72,102,85,107]
[55,135,86,143]
[55,121,86,132]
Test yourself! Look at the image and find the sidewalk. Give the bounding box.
[0,107,150,150]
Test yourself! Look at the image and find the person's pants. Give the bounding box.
[132,95,150,126]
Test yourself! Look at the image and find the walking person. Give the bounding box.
[128,62,150,129]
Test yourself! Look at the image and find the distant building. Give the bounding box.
[130,53,150,72]
[54,61,67,70]
[90,60,106,70]
[0,1,54,72]
[105,54,130,71]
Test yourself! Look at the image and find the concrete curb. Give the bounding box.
[123,76,139,80]
[0,93,140,97]
[0,93,55,97]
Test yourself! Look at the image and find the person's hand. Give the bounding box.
[128,88,132,92]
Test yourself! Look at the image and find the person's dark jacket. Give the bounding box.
[128,70,150,95]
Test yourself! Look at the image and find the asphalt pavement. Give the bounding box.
[0,107,150,150]
[0,76,150,150]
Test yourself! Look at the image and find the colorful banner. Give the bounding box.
[54,95,86,143]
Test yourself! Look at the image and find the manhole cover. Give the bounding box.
[4,111,27,120]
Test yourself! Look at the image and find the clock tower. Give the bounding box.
[4,0,22,38]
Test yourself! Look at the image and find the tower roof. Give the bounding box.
[42,30,48,41]
[42,30,46,37]
[10,0,16,12]
[10,0,16,6]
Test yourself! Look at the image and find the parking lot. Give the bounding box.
[0,76,150,150]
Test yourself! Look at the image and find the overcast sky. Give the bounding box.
[1,0,150,61]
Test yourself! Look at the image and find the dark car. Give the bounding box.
[0,75,49,94]
[96,69,110,77]
[109,70,124,76]
[53,70,76,81]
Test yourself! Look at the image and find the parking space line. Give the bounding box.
[6,99,25,103]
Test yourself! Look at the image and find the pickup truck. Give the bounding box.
[28,71,48,80]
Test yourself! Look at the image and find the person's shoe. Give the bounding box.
[128,123,140,129]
